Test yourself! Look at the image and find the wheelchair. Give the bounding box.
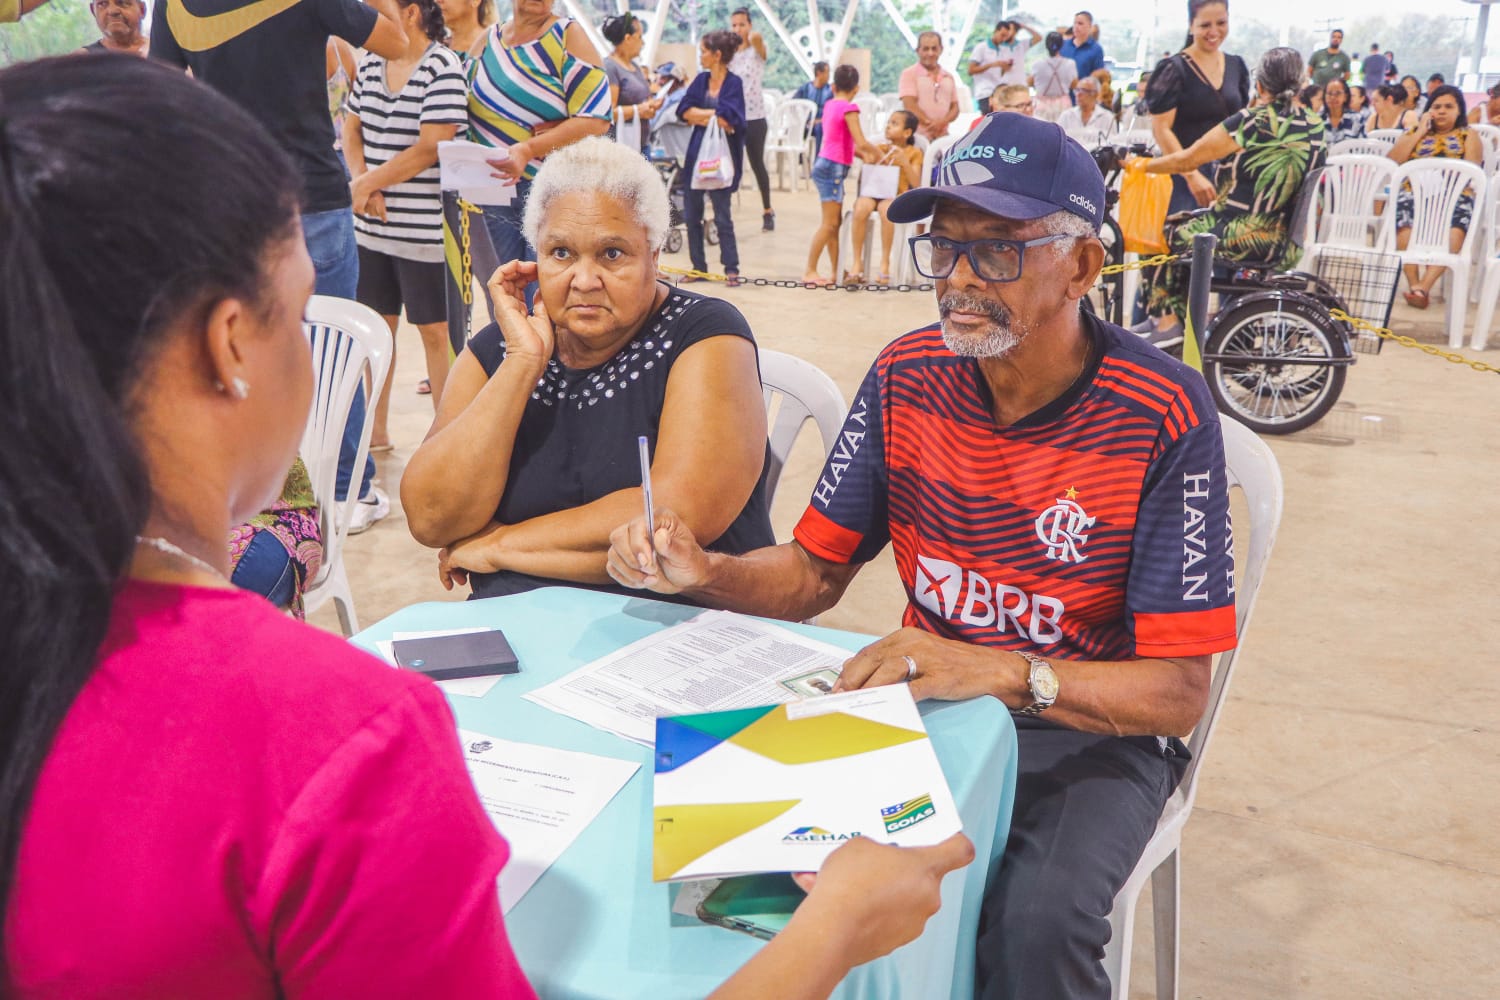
[1094,154,1361,435]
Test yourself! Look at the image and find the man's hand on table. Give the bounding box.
[835,627,1020,704]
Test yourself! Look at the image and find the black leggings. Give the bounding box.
[744,117,772,212]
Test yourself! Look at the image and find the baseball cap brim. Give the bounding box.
[886,183,1068,226]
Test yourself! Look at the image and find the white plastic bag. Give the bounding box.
[858,162,900,201]
[691,119,735,190]
[615,106,643,150]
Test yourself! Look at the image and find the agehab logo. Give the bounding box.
[783,826,861,843]
[468,740,494,754]
[881,794,936,833]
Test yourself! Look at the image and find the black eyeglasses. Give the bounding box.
[908,233,1071,282]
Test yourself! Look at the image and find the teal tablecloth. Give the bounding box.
[353,587,1017,1000]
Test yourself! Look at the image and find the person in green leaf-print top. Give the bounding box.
[1130,47,1325,340]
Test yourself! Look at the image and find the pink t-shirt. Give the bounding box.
[819,97,860,164]
[7,581,536,1000]
[898,63,958,139]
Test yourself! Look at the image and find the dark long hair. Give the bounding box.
[1424,84,1468,122]
[400,0,446,43]
[0,56,300,982]
[1183,0,1226,50]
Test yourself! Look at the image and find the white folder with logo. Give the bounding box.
[651,684,962,881]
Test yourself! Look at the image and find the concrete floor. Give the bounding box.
[313,183,1500,998]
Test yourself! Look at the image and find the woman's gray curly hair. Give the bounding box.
[1255,47,1304,111]
[522,136,671,252]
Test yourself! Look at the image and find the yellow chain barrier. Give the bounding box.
[456,196,479,308]
[1329,307,1500,375]
[657,252,1186,290]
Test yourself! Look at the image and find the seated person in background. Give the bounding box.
[1133,47,1327,348]
[401,137,774,599]
[1388,85,1483,310]
[987,83,1034,116]
[82,0,148,55]
[847,109,924,285]
[1056,74,1113,137]
[793,60,833,146]
[3,55,974,999]
[228,459,323,618]
[1468,82,1500,125]
[608,112,1237,1000]
[1297,83,1324,115]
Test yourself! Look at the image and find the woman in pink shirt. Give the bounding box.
[804,63,879,285]
[0,55,970,1000]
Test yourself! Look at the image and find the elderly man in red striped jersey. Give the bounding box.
[606,113,1236,1000]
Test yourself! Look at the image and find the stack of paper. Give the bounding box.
[458,731,639,912]
[650,684,962,881]
[524,610,851,746]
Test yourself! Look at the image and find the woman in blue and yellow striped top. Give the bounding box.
[466,0,611,290]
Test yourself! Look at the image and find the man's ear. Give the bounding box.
[1066,238,1106,302]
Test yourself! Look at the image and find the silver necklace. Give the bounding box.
[135,535,226,581]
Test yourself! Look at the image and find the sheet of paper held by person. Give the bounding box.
[438,139,515,206]
[457,731,639,913]
[523,610,851,747]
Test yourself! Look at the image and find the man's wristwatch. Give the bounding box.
[1017,651,1059,715]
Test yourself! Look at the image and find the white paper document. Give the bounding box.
[438,139,515,206]
[458,731,639,913]
[523,610,853,746]
[374,628,503,697]
[652,684,963,881]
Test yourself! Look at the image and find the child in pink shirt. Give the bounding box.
[805,63,879,285]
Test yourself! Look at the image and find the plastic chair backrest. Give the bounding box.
[1392,158,1487,257]
[1314,154,1396,248]
[853,91,881,138]
[769,99,815,147]
[758,349,847,504]
[1176,417,1284,806]
[1367,128,1403,145]
[1470,122,1500,170]
[300,296,392,590]
[878,92,904,114]
[1329,137,1395,158]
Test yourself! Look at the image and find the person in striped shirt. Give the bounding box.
[607,115,1236,1000]
[466,0,611,303]
[342,0,467,446]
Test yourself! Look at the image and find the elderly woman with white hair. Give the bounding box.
[402,136,774,599]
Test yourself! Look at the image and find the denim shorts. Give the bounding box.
[812,156,850,203]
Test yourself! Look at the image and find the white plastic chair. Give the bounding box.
[853,90,882,142]
[299,296,393,635]
[1301,154,1396,269]
[1470,122,1500,171]
[1328,137,1395,158]
[1387,158,1487,347]
[767,98,815,191]
[1102,417,1285,1000]
[1467,178,1500,347]
[888,133,960,286]
[758,349,847,505]
[1367,127,1403,146]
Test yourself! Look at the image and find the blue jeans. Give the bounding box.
[683,187,739,274]
[231,530,297,609]
[302,208,374,502]
[811,156,850,203]
[482,180,535,310]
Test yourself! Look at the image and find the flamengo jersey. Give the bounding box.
[793,316,1237,661]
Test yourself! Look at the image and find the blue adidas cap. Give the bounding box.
[887,113,1106,232]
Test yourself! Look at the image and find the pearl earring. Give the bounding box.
[231,377,251,399]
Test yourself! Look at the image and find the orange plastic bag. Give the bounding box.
[1119,164,1173,255]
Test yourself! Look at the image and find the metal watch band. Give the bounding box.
[1017,651,1055,715]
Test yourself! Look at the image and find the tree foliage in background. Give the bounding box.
[0,0,95,64]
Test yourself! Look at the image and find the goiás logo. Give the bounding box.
[881,794,936,833]
[783,826,861,843]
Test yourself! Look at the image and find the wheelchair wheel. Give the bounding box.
[1202,295,1347,435]
[665,228,683,254]
[707,218,719,246]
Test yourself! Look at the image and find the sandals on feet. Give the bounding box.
[1404,289,1430,309]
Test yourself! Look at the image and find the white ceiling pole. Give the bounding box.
[640,0,671,67]
[805,0,825,60]
[878,0,919,50]
[559,0,609,57]
[750,0,816,76]
[828,0,860,66]
[944,0,981,74]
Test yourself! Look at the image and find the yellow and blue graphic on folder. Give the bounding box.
[652,685,963,881]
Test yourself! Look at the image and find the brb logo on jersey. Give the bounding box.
[1034,489,1094,563]
[913,555,1065,644]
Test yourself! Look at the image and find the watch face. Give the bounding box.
[1032,662,1060,701]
